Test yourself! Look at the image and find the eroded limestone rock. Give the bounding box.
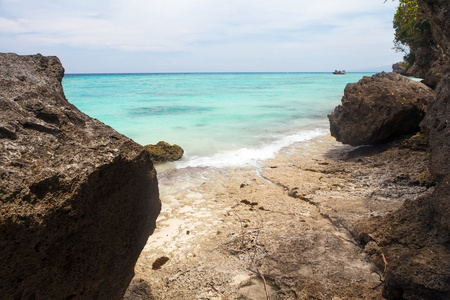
[0,53,160,300]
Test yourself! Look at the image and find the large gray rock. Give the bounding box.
[328,72,434,146]
[0,53,160,300]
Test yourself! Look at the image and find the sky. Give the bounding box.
[0,0,404,73]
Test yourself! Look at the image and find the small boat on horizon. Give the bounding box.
[333,70,346,75]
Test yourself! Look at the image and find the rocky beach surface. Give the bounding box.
[130,131,434,299]
[1,1,449,299]
[1,53,447,299]
[131,49,450,298]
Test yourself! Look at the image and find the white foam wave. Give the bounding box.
[175,128,327,169]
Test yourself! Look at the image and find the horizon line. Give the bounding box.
[65,71,380,76]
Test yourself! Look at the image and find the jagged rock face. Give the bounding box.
[418,0,450,180]
[351,1,450,299]
[418,0,450,239]
[351,191,450,300]
[422,66,450,236]
[404,0,450,89]
[328,72,434,146]
[422,71,450,180]
[407,46,438,78]
[0,53,161,299]
[418,0,450,58]
[407,46,448,88]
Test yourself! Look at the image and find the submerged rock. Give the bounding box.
[0,53,161,300]
[144,141,184,162]
[328,72,434,146]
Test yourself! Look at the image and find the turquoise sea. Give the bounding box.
[62,73,373,168]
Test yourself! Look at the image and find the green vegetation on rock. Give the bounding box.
[392,0,433,67]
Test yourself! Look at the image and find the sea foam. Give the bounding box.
[175,128,327,169]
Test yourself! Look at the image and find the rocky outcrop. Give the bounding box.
[328,72,434,146]
[422,72,450,184]
[351,191,450,300]
[144,141,184,162]
[398,0,449,88]
[0,53,161,299]
[418,0,450,182]
[418,0,450,56]
[420,66,450,245]
[392,62,408,75]
[350,1,450,299]
[406,46,448,88]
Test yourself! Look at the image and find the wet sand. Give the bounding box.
[132,134,432,299]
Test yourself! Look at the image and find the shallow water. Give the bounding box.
[63,72,373,168]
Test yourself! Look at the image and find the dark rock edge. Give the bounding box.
[0,53,161,300]
[343,1,450,299]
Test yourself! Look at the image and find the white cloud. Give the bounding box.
[0,0,402,72]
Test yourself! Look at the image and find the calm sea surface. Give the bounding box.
[62,73,373,168]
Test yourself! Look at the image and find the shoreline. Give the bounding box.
[156,125,330,170]
[132,133,433,299]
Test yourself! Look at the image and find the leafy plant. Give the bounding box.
[392,0,433,54]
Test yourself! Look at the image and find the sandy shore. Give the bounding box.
[130,134,432,299]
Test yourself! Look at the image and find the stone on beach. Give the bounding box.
[144,141,184,162]
[0,53,161,300]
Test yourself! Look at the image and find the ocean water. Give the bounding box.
[62,73,373,168]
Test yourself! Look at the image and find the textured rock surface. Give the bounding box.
[423,71,450,185]
[351,190,450,300]
[144,141,184,162]
[392,62,408,75]
[400,0,449,88]
[419,0,450,182]
[351,1,450,299]
[418,0,450,56]
[328,72,434,146]
[406,45,448,88]
[134,133,435,299]
[0,53,160,300]
[406,46,438,80]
